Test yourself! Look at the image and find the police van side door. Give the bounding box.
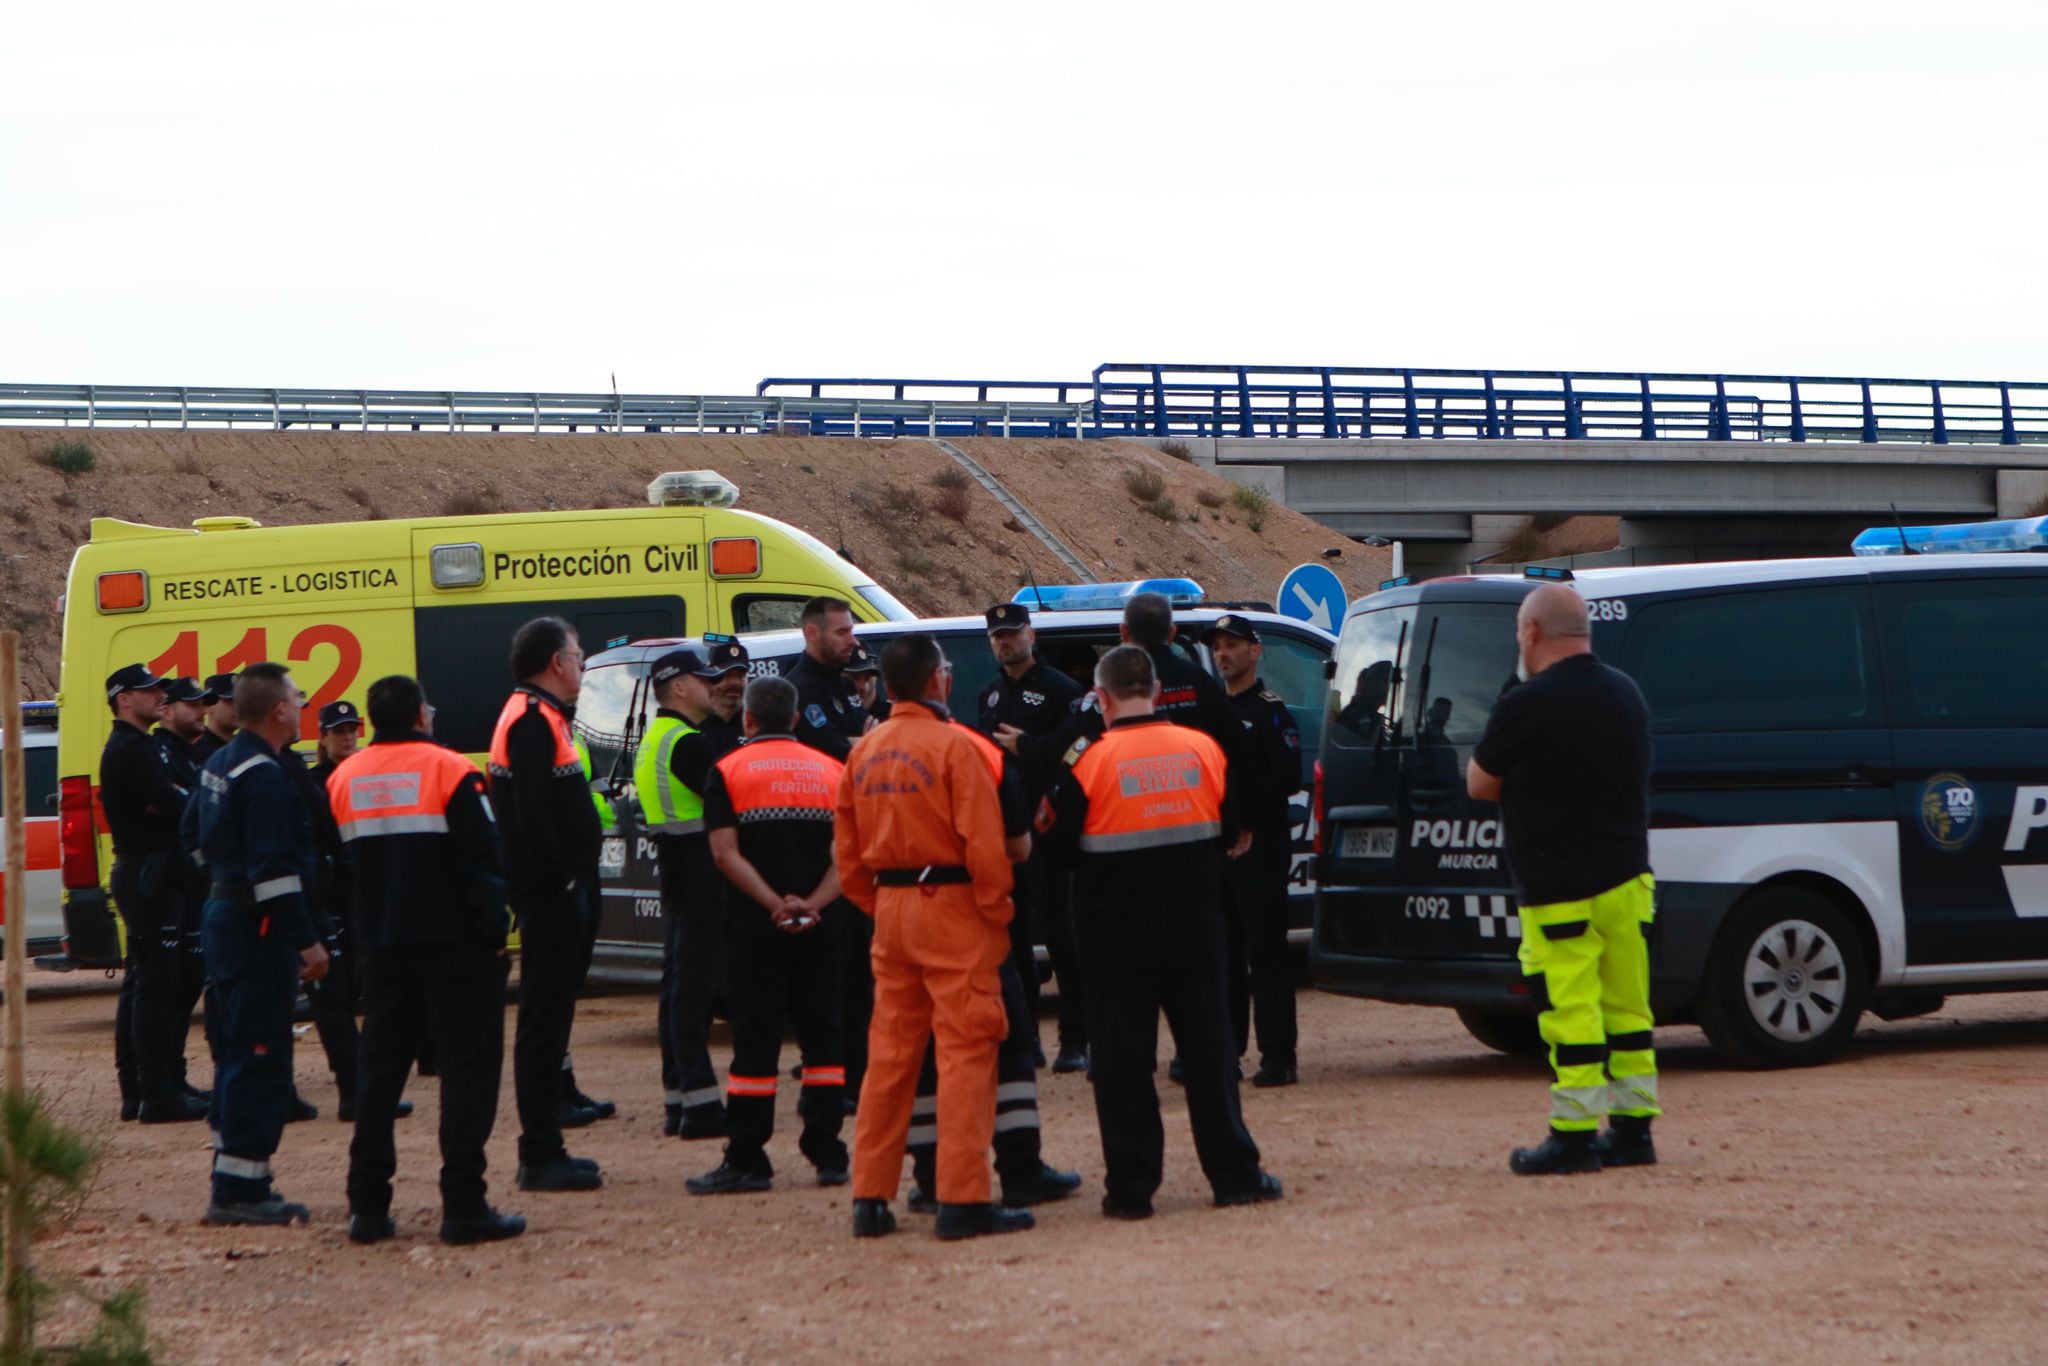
[1873,571,2048,968]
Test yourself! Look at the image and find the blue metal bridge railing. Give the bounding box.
[754,377,1097,438]
[1086,364,2048,444]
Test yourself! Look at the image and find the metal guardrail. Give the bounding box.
[1088,363,2048,444]
[0,383,1096,440]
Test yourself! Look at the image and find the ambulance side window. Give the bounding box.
[731,595,809,633]
[416,595,684,754]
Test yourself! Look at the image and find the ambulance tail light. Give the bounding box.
[58,777,100,890]
[648,471,740,509]
[709,537,761,578]
[1312,760,1326,855]
[96,571,148,614]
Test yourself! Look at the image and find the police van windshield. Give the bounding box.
[1328,603,1520,750]
[1328,606,1414,748]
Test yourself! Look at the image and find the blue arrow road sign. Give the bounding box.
[1277,563,1347,633]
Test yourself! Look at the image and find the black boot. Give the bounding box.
[348,1212,397,1245]
[852,1198,897,1238]
[685,1162,774,1196]
[137,1093,209,1125]
[663,1104,683,1137]
[934,1202,1035,1240]
[1051,1044,1089,1075]
[518,1156,603,1192]
[1001,1163,1083,1208]
[563,1067,616,1120]
[286,1091,318,1123]
[1594,1115,1658,1168]
[1510,1127,1602,1176]
[441,1206,526,1246]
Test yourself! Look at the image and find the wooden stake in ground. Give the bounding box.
[2,630,27,1358]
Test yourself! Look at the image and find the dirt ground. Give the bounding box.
[17,975,2048,1364]
[0,428,1388,697]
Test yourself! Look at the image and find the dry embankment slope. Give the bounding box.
[0,428,1390,695]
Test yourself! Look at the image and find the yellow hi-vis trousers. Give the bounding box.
[1516,874,1659,1133]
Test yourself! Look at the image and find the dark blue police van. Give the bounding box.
[1312,534,2048,1067]
[576,585,1336,980]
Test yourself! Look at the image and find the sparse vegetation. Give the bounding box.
[931,483,972,522]
[41,440,95,475]
[1123,467,1167,503]
[1247,516,1264,534]
[171,453,204,476]
[440,484,504,517]
[1002,516,1026,534]
[1159,438,1193,462]
[894,548,937,578]
[1195,486,1225,509]
[931,466,971,491]
[1230,482,1270,516]
[1144,496,1181,522]
[877,482,925,523]
[52,490,77,510]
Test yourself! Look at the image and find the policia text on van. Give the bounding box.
[50,471,911,969]
[1312,545,2048,1067]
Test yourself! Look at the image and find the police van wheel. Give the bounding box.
[1455,1008,1545,1060]
[1697,889,1867,1069]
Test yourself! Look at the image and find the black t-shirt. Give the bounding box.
[1471,653,1652,908]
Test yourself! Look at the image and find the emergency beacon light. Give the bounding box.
[1851,516,2048,556]
[1012,578,1205,612]
[647,471,741,509]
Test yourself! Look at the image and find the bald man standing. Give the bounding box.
[1467,584,1658,1177]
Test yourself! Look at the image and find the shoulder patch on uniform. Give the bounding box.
[1061,736,1092,768]
[986,689,1001,709]
[1260,689,1283,704]
[804,704,828,729]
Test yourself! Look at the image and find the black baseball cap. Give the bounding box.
[985,602,1031,633]
[844,643,879,675]
[1203,614,1261,645]
[319,700,362,732]
[161,677,207,705]
[204,673,238,700]
[698,640,750,676]
[649,649,706,690]
[105,663,165,699]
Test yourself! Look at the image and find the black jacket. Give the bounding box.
[976,659,1084,798]
[491,685,603,914]
[100,720,188,859]
[785,653,868,760]
[1224,679,1303,845]
[333,731,509,950]
[180,730,320,950]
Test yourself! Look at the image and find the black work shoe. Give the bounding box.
[815,1167,850,1189]
[571,1090,617,1120]
[286,1093,319,1123]
[568,1155,600,1175]
[183,1081,212,1104]
[119,1097,140,1123]
[204,1195,311,1227]
[348,1212,397,1245]
[1051,1046,1089,1075]
[907,1187,938,1215]
[1001,1164,1083,1208]
[1510,1128,1603,1176]
[662,1104,682,1137]
[517,1157,603,1192]
[1101,1195,1155,1221]
[336,1098,411,1124]
[935,1202,1034,1240]
[1214,1170,1285,1207]
[138,1094,210,1125]
[685,1162,773,1196]
[676,1112,725,1141]
[852,1199,897,1238]
[557,1103,599,1130]
[1251,1063,1299,1089]
[440,1207,526,1246]
[1594,1116,1658,1169]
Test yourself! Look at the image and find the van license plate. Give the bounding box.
[1341,827,1396,859]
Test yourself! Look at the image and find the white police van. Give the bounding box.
[1312,524,2048,1067]
[575,582,1335,978]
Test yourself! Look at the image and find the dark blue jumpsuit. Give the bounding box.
[183,730,321,1206]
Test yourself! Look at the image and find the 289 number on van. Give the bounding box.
[1404,895,1451,920]
[1587,598,1629,621]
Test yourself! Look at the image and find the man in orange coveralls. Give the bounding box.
[834,632,1034,1242]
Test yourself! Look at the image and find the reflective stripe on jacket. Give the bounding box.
[713,735,841,823]
[329,739,479,842]
[488,688,579,780]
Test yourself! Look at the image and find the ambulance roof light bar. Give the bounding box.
[1851,516,2048,557]
[1012,578,1205,612]
[647,470,741,509]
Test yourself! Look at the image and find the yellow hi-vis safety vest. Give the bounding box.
[574,737,618,830]
[631,714,703,837]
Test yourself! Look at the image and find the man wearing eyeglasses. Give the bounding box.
[488,617,605,1194]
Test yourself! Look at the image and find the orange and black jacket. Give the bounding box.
[700,733,843,906]
[327,730,508,949]
[487,684,602,910]
[1035,713,1241,914]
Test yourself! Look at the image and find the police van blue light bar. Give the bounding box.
[1851,516,2048,557]
[1523,565,1574,581]
[1378,576,1413,591]
[1012,578,1205,611]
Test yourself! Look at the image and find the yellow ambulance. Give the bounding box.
[49,470,910,964]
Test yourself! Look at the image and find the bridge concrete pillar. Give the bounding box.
[1997,470,2048,518]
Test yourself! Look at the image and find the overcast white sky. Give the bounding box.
[3,1,2043,394]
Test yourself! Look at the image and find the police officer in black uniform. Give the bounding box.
[184,662,330,1226]
[190,673,240,766]
[150,675,219,1116]
[979,602,1088,1071]
[1203,615,1303,1087]
[784,595,873,1101]
[785,595,869,760]
[101,665,209,1124]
